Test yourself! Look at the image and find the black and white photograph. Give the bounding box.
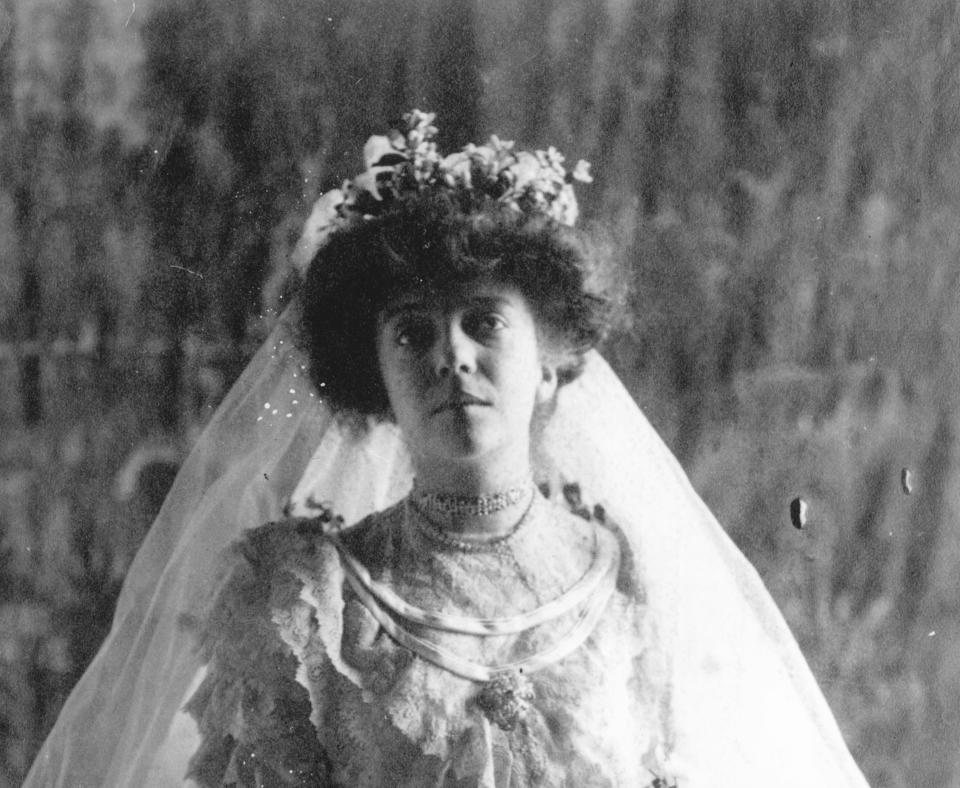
[1,1,957,786]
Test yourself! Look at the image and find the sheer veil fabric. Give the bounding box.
[24,296,870,786]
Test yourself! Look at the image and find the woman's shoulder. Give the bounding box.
[540,482,621,549]
[184,507,403,785]
[540,481,639,596]
[185,516,342,785]
[224,504,390,579]
[203,506,405,625]
[189,511,365,652]
[234,512,342,564]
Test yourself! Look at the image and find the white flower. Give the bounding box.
[543,146,565,167]
[441,151,473,188]
[350,169,385,202]
[404,110,439,152]
[511,151,542,192]
[405,109,437,132]
[363,135,398,170]
[553,185,579,226]
[291,189,344,274]
[465,143,498,171]
[571,159,593,183]
[410,140,440,180]
[297,112,592,244]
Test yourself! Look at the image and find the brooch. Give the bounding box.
[475,670,534,731]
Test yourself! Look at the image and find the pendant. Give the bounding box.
[475,670,534,731]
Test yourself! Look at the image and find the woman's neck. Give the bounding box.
[410,457,535,538]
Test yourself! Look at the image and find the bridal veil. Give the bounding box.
[24,285,869,785]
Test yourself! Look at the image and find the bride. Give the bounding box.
[25,112,870,787]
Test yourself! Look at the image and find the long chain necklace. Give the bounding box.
[325,525,620,730]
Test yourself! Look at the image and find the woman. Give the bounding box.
[25,113,870,787]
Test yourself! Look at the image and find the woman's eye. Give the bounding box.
[395,319,433,349]
[466,312,507,338]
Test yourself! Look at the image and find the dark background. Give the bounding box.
[2,1,959,786]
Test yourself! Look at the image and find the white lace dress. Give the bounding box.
[184,492,674,787]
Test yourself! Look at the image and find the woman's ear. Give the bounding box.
[536,360,560,407]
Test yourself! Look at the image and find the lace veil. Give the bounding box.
[24,133,870,784]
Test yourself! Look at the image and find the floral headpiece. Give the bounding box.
[291,110,593,273]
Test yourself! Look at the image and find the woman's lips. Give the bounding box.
[431,393,490,414]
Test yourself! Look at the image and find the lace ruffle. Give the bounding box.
[184,520,331,787]
[187,500,676,787]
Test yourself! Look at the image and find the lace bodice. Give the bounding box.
[185,493,674,787]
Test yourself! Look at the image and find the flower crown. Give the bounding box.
[292,110,593,273]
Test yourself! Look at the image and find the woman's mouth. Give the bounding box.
[432,393,490,414]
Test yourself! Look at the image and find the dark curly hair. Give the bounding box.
[299,190,618,421]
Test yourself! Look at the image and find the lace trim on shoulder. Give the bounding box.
[184,517,335,787]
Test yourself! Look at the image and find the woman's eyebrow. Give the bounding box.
[381,301,431,321]
[466,295,512,309]
[381,293,513,321]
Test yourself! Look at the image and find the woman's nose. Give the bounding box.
[433,322,476,377]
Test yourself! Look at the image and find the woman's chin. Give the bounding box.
[432,409,488,446]
[434,432,495,462]
[429,425,514,466]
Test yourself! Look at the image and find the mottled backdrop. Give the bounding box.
[1,1,959,786]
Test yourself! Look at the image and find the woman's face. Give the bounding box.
[376,280,558,473]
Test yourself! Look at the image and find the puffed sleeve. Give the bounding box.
[183,519,333,787]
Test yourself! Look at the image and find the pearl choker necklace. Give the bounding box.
[411,482,533,518]
[406,491,537,553]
